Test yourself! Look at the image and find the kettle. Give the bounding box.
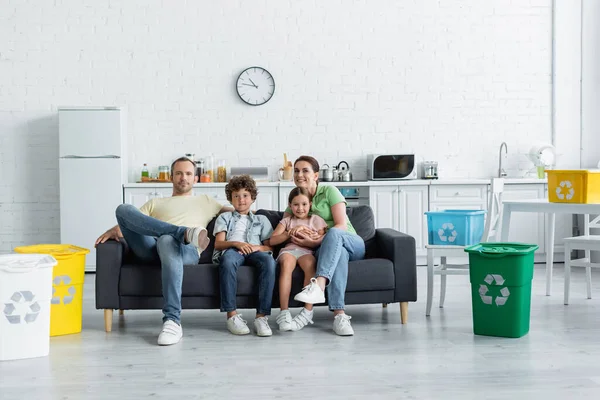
[337,161,352,182]
[320,164,334,182]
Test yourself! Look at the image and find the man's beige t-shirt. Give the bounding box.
[139,195,223,229]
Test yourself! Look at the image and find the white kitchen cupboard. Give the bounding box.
[124,187,173,208]
[428,184,488,211]
[369,185,429,257]
[123,186,279,213]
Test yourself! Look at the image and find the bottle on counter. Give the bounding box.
[141,163,149,181]
[217,159,227,183]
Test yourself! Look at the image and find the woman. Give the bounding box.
[284,155,365,336]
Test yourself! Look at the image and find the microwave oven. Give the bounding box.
[367,154,417,180]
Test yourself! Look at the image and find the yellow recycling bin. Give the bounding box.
[14,244,89,336]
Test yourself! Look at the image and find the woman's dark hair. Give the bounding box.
[225,174,258,202]
[294,155,320,173]
[288,187,312,204]
[171,157,196,176]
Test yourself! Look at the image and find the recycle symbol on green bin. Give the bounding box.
[3,291,41,324]
[52,275,76,305]
[479,274,510,306]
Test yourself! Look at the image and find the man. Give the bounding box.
[96,157,230,346]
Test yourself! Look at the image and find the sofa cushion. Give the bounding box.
[346,258,395,291]
[346,206,376,242]
[119,262,263,297]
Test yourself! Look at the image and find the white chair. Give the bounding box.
[425,178,504,316]
[563,214,600,305]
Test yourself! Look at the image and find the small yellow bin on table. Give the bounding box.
[13,244,89,336]
[546,169,600,204]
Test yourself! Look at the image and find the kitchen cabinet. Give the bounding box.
[369,185,429,257]
[428,184,488,211]
[123,186,279,213]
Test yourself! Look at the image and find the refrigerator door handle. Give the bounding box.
[61,155,120,159]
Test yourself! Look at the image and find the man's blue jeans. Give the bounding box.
[315,228,366,311]
[115,204,199,324]
[218,249,276,315]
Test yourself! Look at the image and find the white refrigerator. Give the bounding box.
[58,106,127,272]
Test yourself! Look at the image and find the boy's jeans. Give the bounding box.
[219,248,276,315]
[315,228,366,311]
[115,204,199,324]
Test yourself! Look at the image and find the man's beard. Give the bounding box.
[174,181,192,194]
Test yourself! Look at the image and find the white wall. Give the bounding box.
[0,0,552,252]
[582,0,600,169]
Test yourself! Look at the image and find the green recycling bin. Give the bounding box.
[464,242,539,338]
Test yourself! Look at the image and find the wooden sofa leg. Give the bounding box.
[382,303,388,308]
[400,302,408,324]
[104,309,113,332]
[119,309,124,316]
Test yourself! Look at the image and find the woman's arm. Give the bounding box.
[268,223,290,246]
[330,202,348,231]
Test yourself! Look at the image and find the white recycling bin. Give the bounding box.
[0,254,57,361]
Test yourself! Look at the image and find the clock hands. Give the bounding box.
[241,83,256,87]
[248,78,258,88]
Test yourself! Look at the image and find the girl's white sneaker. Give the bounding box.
[276,310,292,331]
[291,308,314,331]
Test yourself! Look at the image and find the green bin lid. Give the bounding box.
[464,242,539,256]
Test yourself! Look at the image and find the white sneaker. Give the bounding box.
[291,308,314,331]
[157,320,183,345]
[276,310,292,331]
[227,314,250,335]
[293,278,326,304]
[186,227,210,251]
[333,314,354,336]
[254,316,273,337]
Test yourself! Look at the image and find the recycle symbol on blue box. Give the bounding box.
[52,275,76,305]
[479,274,510,306]
[437,222,458,243]
[3,291,41,324]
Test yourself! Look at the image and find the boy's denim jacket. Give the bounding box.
[212,210,273,264]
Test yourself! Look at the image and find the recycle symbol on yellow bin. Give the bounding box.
[52,275,76,305]
[479,274,510,306]
[556,180,575,200]
[3,291,41,324]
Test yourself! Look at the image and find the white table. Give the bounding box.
[500,199,600,296]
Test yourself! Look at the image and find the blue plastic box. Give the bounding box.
[425,210,487,246]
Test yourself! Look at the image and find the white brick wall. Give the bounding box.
[0,0,552,252]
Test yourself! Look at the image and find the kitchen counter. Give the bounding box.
[124,177,547,188]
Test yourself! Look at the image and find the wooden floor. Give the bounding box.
[2,264,600,399]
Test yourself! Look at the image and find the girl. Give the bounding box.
[269,187,328,331]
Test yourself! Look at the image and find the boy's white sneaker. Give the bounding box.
[293,278,326,304]
[291,308,314,331]
[227,314,250,335]
[254,316,273,337]
[333,314,354,336]
[157,320,183,346]
[186,227,210,252]
[276,310,292,331]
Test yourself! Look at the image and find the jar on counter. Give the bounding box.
[217,159,227,183]
[195,159,205,179]
[158,165,170,181]
[204,155,214,183]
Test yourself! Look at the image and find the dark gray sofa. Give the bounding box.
[96,205,417,331]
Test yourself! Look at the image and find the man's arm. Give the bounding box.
[95,225,123,246]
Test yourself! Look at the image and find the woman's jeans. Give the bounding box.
[315,228,366,311]
[218,248,276,316]
[115,204,199,324]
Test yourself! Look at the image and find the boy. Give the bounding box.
[213,175,276,337]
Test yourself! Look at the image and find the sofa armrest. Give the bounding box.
[375,228,417,302]
[95,239,127,310]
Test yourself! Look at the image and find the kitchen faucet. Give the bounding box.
[498,142,508,178]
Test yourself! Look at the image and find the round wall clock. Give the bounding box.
[236,66,275,106]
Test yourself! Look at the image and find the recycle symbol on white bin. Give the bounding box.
[437,222,458,243]
[52,275,76,305]
[479,274,510,306]
[3,291,41,324]
[556,180,575,200]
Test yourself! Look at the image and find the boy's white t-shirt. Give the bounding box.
[228,215,249,242]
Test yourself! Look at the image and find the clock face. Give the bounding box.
[236,67,275,106]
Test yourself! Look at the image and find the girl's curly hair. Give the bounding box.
[225,174,258,202]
